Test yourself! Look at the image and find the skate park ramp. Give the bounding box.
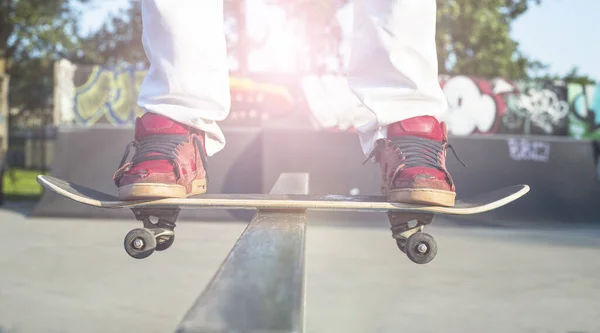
[32,126,600,223]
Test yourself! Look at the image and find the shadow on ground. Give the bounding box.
[0,201,38,217]
[0,325,18,333]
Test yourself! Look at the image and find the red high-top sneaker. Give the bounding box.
[366,116,464,207]
[113,112,208,200]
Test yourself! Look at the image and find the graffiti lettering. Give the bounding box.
[507,138,550,162]
[52,59,593,139]
[568,83,600,139]
[74,66,141,125]
[439,76,500,135]
[503,82,569,135]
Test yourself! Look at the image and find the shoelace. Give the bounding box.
[114,134,208,185]
[363,136,466,182]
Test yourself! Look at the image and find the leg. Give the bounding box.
[138,0,230,157]
[114,0,230,200]
[349,0,458,206]
[348,0,447,150]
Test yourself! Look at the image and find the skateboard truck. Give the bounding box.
[123,208,180,259]
[388,211,438,264]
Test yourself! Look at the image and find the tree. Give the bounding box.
[76,0,146,68]
[77,0,245,70]
[562,66,596,86]
[266,0,348,74]
[0,0,91,124]
[435,0,544,80]
[76,0,559,80]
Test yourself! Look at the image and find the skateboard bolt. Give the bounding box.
[417,243,428,254]
[133,238,144,249]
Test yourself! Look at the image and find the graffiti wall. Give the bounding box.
[54,59,596,138]
[55,60,313,128]
[439,75,570,136]
[70,65,145,125]
[568,83,600,139]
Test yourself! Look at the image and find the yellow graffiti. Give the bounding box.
[229,77,294,105]
[75,66,112,124]
[134,70,148,118]
[73,66,295,126]
[74,66,142,125]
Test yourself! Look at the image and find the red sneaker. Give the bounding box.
[365,115,464,207]
[113,113,208,200]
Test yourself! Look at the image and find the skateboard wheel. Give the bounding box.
[395,239,406,253]
[405,232,437,264]
[156,235,175,251]
[124,228,157,259]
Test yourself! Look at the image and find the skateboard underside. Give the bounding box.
[36,175,530,264]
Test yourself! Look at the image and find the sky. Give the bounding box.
[78,0,600,80]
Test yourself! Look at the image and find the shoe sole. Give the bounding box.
[388,189,456,207]
[118,178,207,200]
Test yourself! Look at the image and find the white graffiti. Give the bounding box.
[513,89,569,133]
[440,76,497,135]
[507,138,550,162]
[504,89,569,133]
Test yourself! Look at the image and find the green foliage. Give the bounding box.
[81,0,350,73]
[0,0,89,61]
[76,0,146,67]
[76,0,256,70]
[0,0,91,124]
[436,0,543,80]
[527,66,596,86]
[7,57,54,126]
[2,167,46,199]
[563,67,596,85]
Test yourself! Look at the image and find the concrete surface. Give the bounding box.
[1,203,600,333]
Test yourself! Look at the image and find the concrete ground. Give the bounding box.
[1,202,599,333]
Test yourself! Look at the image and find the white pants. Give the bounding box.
[137,0,447,157]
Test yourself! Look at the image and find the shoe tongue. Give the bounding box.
[387,116,445,142]
[135,113,189,141]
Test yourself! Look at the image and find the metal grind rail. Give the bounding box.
[174,173,309,333]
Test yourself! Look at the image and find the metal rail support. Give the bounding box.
[175,173,309,333]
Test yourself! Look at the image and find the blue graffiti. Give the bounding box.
[73,66,145,126]
[572,85,600,124]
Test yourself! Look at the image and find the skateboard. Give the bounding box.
[37,175,529,264]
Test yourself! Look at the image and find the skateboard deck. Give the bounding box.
[36,175,530,264]
[37,175,529,214]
